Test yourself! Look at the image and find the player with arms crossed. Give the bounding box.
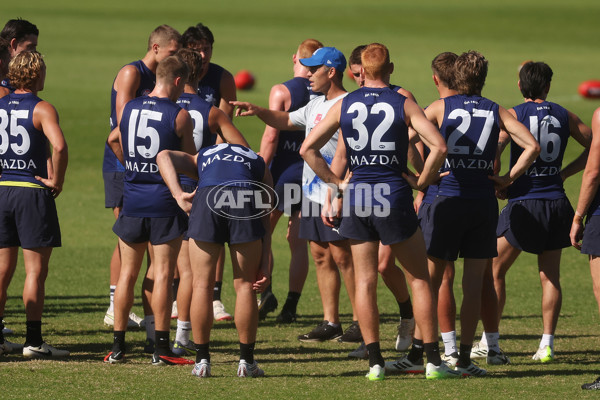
[0,51,69,358]
[170,48,249,356]
[104,55,195,366]
[157,142,271,378]
[415,51,539,376]
[301,43,459,381]
[473,61,591,364]
[256,38,323,322]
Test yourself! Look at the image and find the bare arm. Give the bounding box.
[156,149,198,213]
[299,100,344,187]
[218,69,237,119]
[230,100,300,131]
[560,110,592,181]
[491,106,541,190]
[259,84,289,165]
[114,65,141,125]
[34,101,68,197]
[408,98,447,190]
[107,127,124,164]
[208,106,249,147]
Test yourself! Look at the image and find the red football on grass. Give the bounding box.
[234,70,255,90]
[578,80,600,99]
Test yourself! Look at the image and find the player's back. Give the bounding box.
[0,92,48,186]
[270,77,313,185]
[507,101,570,200]
[438,94,500,199]
[197,63,224,107]
[340,86,412,207]
[196,143,265,188]
[119,96,182,217]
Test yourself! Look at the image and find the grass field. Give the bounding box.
[2,0,600,398]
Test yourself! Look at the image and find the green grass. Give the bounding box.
[2,0,600,398]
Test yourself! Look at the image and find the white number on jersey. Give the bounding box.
[0,109,31,155]
[529,115,561,162]
[127,109,162,159]
[346,102,395,151]
[447,108,495,155]
[188,110,205,151]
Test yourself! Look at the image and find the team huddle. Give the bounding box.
[1,19,600,387]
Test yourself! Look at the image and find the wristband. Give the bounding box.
[335,190,343,199]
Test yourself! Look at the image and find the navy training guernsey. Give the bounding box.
[437,94,500,199]
[119,96,182,217]
[270,77,313,186]
[103,60,156,173]
[197,63,224,107]
[340,86,412,208]
[0,92,49,187]
[507,101,570,201]
[196,143,265,189]
[176,93,215,187]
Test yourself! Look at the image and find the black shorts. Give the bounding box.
[497,197,573,254]
[181,183,197,240]
[0,186,61,248]
[187,187,266,245]
[582,214,600,256]
[298,199,345,243]
[103,171,124,209]
[275,183,301,215]
[339,206,418,245]
[424,196,498,261]
[113,212,187,245]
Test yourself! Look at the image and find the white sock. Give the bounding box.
[485,332,500,352]
[479,331,488,346]
[108,285,116,312]
[540,334,553,349]
[441,331,457,355]
[176,320,191,345]
[144,315,155,340]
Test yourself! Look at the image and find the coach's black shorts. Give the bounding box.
[103,171,124,209]
[497,197,573,254]
[340,206,418,245]
[582,214,600,256]
[187,187,266,245]
[299,199,345,243]
[0,186,61,248]
[113,212,187,245]
[424,195,498,261]
[275,184,301,215]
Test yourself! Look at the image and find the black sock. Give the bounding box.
[398,298,413,320]
[155,330,170,354]
[260,284,273,301]
[366,342,385,368]
[213,281,223,302]
[25,320,43,347]
[283,291,301,314]
[195,342,210,363]
[407,338,424,363]
[424,342,442,366]
[240,342,255,364]
[458,343,473,367]
[112,331,126,353]
[0,317,4,344]
[172,278,180,300]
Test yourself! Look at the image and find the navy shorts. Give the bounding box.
[582,214,600,256]
[113,212,187,245]
[417,201,431,229]
[0,186,61,248]
[497,197,573,254]
[275,184,301,215]
[299,199,345,243]
[181,183,197,240]
[424,196,498,261]
[103,171,124,209]
[340,206,418,245]
[187,187,266,245]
